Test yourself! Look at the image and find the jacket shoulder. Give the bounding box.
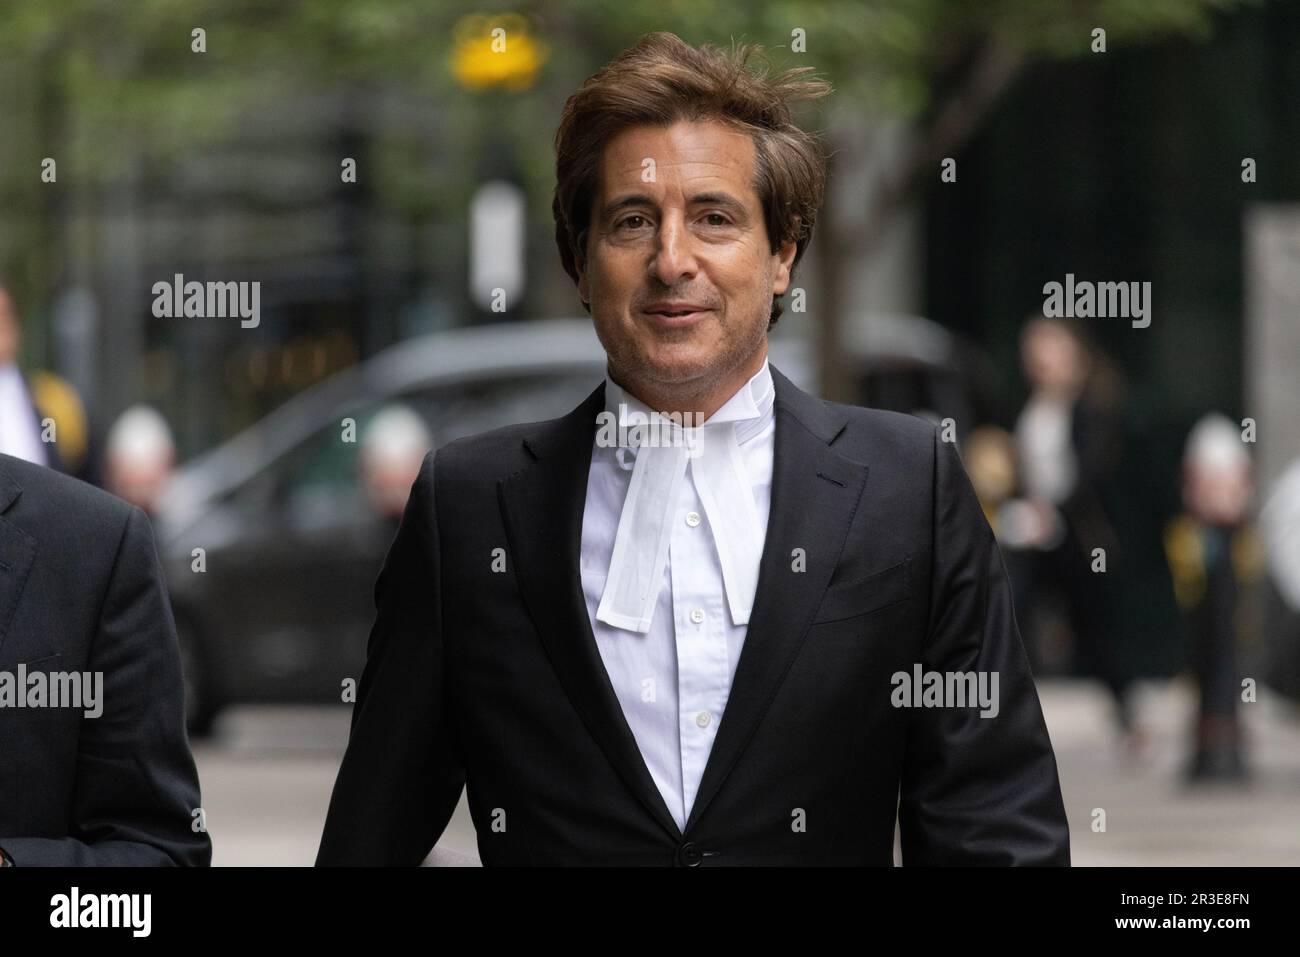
[840,403,937,439]
[428,415,572,490]
[0,456,139,576]
[0,454,132,527]
[818,401,938,463]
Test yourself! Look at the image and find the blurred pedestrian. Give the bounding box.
[0,277,97,483]
[1012,317,1137,740]
[360,404,432,522]
[104,404,176,514]
[1164,413,1262,781]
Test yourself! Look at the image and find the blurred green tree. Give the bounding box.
[0,0,1257,391]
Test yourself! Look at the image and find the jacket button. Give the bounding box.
[676,841,704,867]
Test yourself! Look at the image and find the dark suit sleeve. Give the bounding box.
[0,507,211,866]
[897,427,1071,865]
[317,451,466,865]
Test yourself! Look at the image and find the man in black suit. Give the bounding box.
[318,32,1069,866]
[0,453,210,865]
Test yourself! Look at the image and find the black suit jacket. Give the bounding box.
[318,367,1069,865]
[0,454,210,865]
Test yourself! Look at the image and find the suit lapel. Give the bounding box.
[497,384,686,842]
[683,366,869,834]
[0,459,36,659]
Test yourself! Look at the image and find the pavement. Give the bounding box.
[192,678,1300,866]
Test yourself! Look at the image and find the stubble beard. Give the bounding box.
[600,305,769,413]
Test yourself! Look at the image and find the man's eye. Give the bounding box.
[702,212,731,227]
[616,215,649,230]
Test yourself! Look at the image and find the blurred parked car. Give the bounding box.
[155,316,982,734]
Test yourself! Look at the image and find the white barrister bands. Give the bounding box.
[596,364,771,633]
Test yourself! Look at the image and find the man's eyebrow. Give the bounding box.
[597,191,750,222]
[687,192,747,214]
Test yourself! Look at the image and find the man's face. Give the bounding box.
[577,120,796,408]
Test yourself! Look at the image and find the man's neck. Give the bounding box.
[611,348,768,422]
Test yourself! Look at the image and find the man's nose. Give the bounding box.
[649,212,698,285]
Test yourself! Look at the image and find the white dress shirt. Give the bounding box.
[580,360,775,831]
[1015,393,1077,506]
[0,363,48,466]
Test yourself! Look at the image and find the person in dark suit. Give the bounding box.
[0,453,210,865]
[318,32,1069,866]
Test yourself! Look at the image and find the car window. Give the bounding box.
[222,371,600,530]
[416,372,598,444]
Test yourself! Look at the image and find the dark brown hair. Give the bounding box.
[552,31,831,326]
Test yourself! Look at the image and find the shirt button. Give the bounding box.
[696,711,712,728]
[685,511,701,527]
[690,608,705,624]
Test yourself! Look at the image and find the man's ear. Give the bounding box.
[771,237,798,296]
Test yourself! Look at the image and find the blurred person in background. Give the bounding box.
[360,404,433,523]
[1011,316,1147,751]
[959,425,1019,531]
[104,405,176,515]
[1165,414,1263,782]
[0,277,97,484]
[963,424,1056,676]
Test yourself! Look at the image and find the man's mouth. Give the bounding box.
[642,303,713,325]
